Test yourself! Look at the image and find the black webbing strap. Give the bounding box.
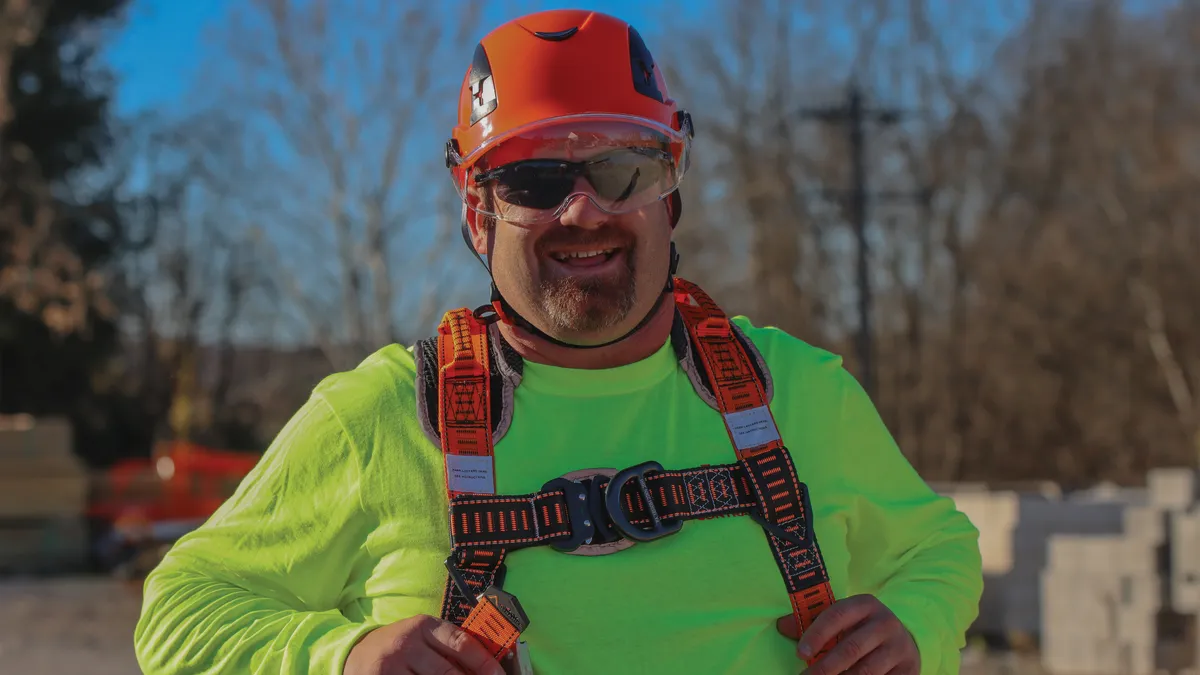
[447,461,756,552]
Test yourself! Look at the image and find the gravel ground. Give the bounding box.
[0,576,144,675]
[0,575,1051,675]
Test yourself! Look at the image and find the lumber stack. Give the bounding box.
[0,415,89,574]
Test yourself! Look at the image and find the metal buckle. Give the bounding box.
[541,470,629,555]
[542,462,682,552]
[747,480,816,549]
[604,460,683,542]
[501,639,533,675]
[540,476,596,552]
[443,556,530,632]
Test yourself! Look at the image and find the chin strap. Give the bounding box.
[460,192,683,351]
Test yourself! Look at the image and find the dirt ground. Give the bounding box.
[0,575,144,675]
[0,575,1046,675]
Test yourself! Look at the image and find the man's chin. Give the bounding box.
[543,297,633,336]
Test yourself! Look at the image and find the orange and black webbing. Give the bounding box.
[675,278,842,658]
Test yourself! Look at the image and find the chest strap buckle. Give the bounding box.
[605,461,684,542]
[539,476,597,552]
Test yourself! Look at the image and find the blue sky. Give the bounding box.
[102,0,679,116]
[102,0,232,115]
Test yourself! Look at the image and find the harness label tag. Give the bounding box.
[447,454,495,494]
[724,406,781,451]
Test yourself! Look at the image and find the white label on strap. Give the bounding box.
[446,454,495,494]
[724,406,781,451]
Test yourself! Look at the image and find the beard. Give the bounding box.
[537,251,637,333]
[533,227,639,334]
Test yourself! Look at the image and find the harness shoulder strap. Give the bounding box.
[436,307,497,497]
[433,308,526,661]
[415,311,523,454]
[670,304,776,415]
[672,278,842,662]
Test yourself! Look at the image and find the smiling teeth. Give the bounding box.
[555,249,613,260]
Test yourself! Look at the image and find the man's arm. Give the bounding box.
[133,394,380,675]
[836,368,983,675]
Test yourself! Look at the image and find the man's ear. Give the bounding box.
[463,206,491,257]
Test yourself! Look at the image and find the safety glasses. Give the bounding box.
[449,115,692,226]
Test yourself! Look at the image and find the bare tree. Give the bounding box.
[98,109,273,447]
[196,0,484,372]
[664,0,861,342]
[666,0,1200,486]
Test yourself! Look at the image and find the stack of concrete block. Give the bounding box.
[0,415,89,574]
[942,485,1134,641]
[945,488,1023,639]
[1040,467,1200,675]
[1041,532,1163,674]
[1171,510,1200,611]
[1149,468,1199,613]
[1148,468,1198,511]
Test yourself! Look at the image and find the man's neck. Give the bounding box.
[497,295,675,370]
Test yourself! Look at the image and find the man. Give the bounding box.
[134,9,982,675]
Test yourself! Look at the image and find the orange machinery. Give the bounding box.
[87,440,261,574]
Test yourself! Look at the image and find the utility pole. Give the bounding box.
[799,81,925,401]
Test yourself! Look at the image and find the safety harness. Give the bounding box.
[414,277,841,666]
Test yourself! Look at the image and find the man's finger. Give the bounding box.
[795,595,876,661]
[424,620,506,675]
[843,641,902,675]
[803,618,890,675]
[408,646,467,675]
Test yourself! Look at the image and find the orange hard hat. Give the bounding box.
[444,9,694,203]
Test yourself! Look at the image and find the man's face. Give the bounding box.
[468,177,673,346]
[461,122,684,345]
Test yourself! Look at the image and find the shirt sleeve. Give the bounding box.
[133,393,381,675]
[835,369,983,675]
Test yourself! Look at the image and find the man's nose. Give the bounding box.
[556,178,608,229]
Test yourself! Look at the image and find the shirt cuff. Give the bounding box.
[874,591,949,675]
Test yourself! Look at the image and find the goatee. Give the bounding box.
[538,250,637,333]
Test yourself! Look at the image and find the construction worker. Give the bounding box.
[133,9,982,675]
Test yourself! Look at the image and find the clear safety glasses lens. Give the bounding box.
[451,118,690,225]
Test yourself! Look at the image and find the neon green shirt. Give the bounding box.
[133,317,982,674]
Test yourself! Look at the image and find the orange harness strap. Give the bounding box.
[674,278,841,661]
[436,309,527,659]
[436,308,496,498]
[434,278,839,663]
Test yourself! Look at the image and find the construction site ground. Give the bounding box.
[0,575,1043,675]
[0,576,142,674]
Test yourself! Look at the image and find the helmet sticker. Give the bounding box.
[468,43,498,125]
[628,27,664,103]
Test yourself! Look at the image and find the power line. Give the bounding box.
[799,81,928,401]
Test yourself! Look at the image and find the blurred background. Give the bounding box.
[1,0,1198,673]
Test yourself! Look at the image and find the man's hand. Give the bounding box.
[776,594,919,675]
[344,614,506,675]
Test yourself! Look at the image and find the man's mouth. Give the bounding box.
[548,247,621,269]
